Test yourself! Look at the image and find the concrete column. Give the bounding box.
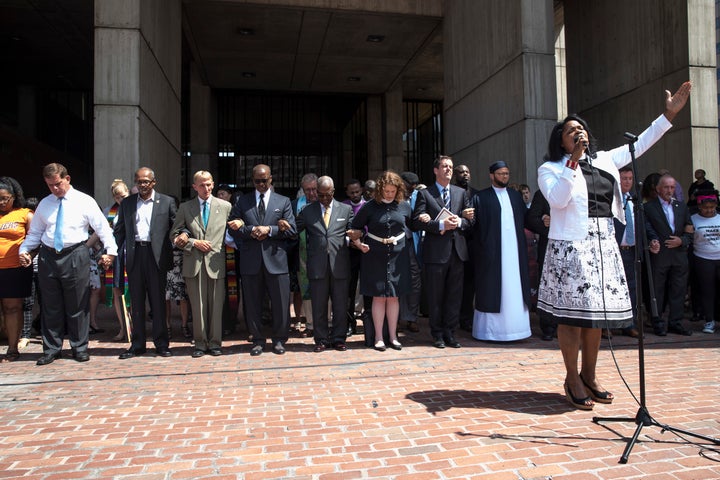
[384,85,405,173]
[189,62,217,178]
[443,0,557,190]
[94,0,182,207]
[563,0,718,187]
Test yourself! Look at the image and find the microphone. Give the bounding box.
[573,134,589,149]
[624,132,638,142]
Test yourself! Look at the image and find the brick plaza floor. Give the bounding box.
[1,309,719,479]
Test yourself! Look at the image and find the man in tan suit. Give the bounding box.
[171,171,233,357]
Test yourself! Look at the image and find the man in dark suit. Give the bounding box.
[645,174,694,336]
[413,155,473,348]
[612,166,640,338]
[453,164,480,332]
[296,176,354,352]
[228,164,296,355]
[114,167,176,358]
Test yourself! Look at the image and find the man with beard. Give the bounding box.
[470,161,531,341]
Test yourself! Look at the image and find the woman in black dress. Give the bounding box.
[349,171,413,351]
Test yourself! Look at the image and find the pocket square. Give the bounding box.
[336,217,346,221]
[273,208,281,213]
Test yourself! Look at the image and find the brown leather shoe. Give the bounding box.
[406,321,419,333]
[624,328,640,338]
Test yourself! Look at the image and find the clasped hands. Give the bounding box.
[174,232,213,252]
[649,235,683,254]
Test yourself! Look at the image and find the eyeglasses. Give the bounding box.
[317,191,334,198]
[253,178,269,184]
[136,180,154,186]
[0,196,13,203]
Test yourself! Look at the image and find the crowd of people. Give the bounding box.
[1,80,716,409]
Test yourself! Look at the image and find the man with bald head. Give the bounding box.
[645,174,694,336]
[229,164,296,355]
[114,167,177,358]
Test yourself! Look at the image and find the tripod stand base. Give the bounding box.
[594,407,720,463]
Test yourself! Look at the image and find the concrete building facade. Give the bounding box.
[0,0,717,206]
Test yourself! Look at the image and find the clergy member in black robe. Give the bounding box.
[470,161,531,341]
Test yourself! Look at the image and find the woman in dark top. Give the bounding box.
[537,81,691,410]
[349,171,412,351]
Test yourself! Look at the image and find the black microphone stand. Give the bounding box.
[592,132,720,463]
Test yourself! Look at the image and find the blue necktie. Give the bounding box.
[54,197,64,252]
[442,187,450,210]
[202,201,209,228]
[624,194,634,246]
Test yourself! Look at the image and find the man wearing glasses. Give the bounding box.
[228,164,296,355]
[295,176,354,352]
[114,167,177,359]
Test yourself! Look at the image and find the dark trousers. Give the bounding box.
[692,254,720,321]
[38,245,90,355]
[650,254,688,328]
[310,272,349,345]
[619,246,638,329]
[458,258,475,329]
[241,263,290,345]
[128,244,168,350]
[423,249,463,341]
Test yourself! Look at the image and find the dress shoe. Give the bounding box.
[313,343,327,353]
[432,338,446,349]
[444,337,461,349]
[623,328,640,338]
[406,321,420,333]
[302,329,313,338]
[119,348,146,359]
[89,326,105,335]
[209,348,222,356]
[374,341,386,352]
[250,344,263,356]
[273,342,285,355]
[17,338,29,350]
[192,349,206,358]
[72,351,90,362]
[653,326,667,336]
[156,348,173,357]
[333,342,347,351]
[389,339,402,351]
[668,325,692,336]
[36,352,62,366]
[541,333,554,341]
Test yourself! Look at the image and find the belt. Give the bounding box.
[42,242,85,255]
[136,241,152,247]
[619,245,635,251]
[366,232,405,245]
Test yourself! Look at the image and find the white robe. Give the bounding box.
[473,187,531,341]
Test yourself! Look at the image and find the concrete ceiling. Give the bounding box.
[183,1,444,100]
[0,0,444,101]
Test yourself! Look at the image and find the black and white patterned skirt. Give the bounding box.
[537,217,632,329]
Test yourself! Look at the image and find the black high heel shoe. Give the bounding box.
[579,374,613,404]
[564,382,594,410]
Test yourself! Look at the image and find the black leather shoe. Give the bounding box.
[653,327,667,336]
[445,337,462,349]
[273,342,285,355]
[36,352,62,366]
[191,349,205,358]
[119,348,146,359]
[209,348,222,356]
[72,351,90,362]
[250,344,263,356]
[313,343,327,353]
[668,325,692,336]
[333,342,347,351]
[433,338,446,349]
[156,348,173,357]
[541,333,553,341]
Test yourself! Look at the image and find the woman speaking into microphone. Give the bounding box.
[536,81,691,410]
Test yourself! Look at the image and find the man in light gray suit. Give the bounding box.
[296,176,354,352]
[171,171,233,357]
